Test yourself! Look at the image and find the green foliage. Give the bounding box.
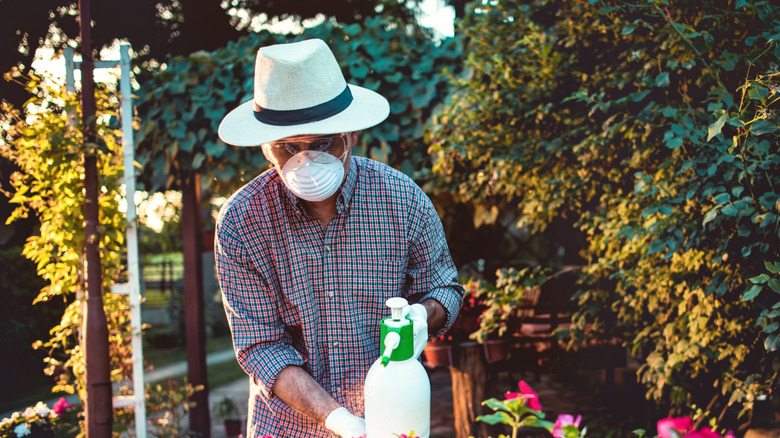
[469,266,550,341]
[429,0,780,429]
[1,71,133,401]
[478,395,553,438]
[114,379,203,438]
[214,396,240,421]
[476,386,557,438]
[134,16,463,194]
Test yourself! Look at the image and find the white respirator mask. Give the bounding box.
[264,133,351,202]
[281,151,347,202]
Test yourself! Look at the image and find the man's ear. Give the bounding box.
[348,131,359,147]
[260,144,277,167]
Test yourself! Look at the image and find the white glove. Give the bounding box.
[325,407,366,438]
[405,303,429,359]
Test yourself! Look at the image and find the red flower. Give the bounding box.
[505,380,542,411]
[658,417,693,438]
[51,397,73,416]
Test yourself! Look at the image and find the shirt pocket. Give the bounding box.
[349,258,406,345]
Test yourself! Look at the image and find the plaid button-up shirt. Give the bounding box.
[215,156,464,438]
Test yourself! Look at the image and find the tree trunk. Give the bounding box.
[80,0,113,435]
[450,342,491,438]
[182,172,211,437]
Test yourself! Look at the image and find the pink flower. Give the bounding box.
[51,397,73,416]
[505,380,542,411]
[685,428,722,438]
[658,417,693,438]
[551,414,582,438]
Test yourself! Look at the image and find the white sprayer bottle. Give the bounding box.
[364,297,431,438]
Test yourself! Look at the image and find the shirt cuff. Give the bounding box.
[421,286,463,338]
[244,343,306,400]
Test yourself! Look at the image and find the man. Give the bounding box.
[215,38,464,438]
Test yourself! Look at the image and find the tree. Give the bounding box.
[0,0,439,109]
[428,0,779,432]
[1,70,130,411]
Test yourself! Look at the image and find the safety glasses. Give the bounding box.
[263,133,350,166]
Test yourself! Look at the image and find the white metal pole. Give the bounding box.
[119,44,147,438]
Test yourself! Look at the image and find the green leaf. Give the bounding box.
[648,240,667,254]
[751,120,777,136]
[713,192,730,204]
[707,113,728,141]
[666,137,684,149]
[721,204,740,216]
[751,274,770,284]
[765,334,780,352]
[702,207,719,226]
[742,285,761,301]
[748,86,770,103]
[768,278,780,293]
[655,72,670,87]
[631,89,651,102]
[476,411,513,425]
[481,398,508,412]
[763,322,779,333]
[621,24,636,35]
[765,261,780,274]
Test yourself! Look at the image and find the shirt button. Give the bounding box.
[325,245,332,252]
[333,341,339,347]
[335,387,341,393]
[328,291,335,298]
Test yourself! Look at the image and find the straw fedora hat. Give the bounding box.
[218,38,390,147]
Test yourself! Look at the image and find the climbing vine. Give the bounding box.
[428,0,779,429]
[133,16,463,194]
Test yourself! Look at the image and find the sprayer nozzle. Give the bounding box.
[381,331,401,367]
[386,297,408,321]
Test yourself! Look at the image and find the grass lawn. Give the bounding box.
[144,334,234,369]
[206,358,246,389]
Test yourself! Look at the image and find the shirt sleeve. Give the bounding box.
[405,192,464,338]
[215,205,305,400]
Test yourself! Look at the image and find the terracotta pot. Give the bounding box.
[422,343,453,368]
[482,339,511,363]
[224,418,242,437]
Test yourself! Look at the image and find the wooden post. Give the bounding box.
[449,342,491,438]
[181,172,211,437]
[79,0,113,436]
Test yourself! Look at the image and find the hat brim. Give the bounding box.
[218,84,390,147]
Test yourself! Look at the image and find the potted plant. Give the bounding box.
[423,335,455,368]
[215,396,242,437]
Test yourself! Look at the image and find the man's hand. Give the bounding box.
[420,299,447,335]
[325,407,366,438]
